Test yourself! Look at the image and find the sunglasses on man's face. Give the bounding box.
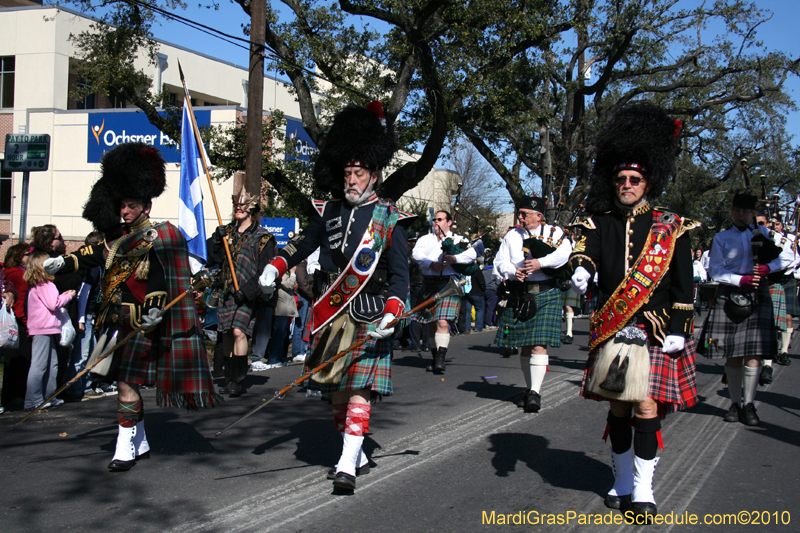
[614,176,645,186]
[434,217,447,222]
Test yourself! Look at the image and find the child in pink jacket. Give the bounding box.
[23,251,75,410]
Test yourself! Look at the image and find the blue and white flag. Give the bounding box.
[179,99,208,274]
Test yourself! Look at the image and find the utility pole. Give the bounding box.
[245,0,266,197]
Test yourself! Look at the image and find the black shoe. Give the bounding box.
[523,390,541,413]
[503,348,514,358]
[516,392,527,408]
[775,352,792,366]
[327,463,370,480]
[229,382,243,398]
[759,365,773,386]
[723,403,740,423]
[628,502,657,524]
[604,494,631,510]
[332,472,356,490]
[433,347,447,374]
[740,402,760,426]
[219,381,235,395]
[135,451,151,461]
[108,459,136,472]
[563,335,573,344]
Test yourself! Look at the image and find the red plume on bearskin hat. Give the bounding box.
[586,102,681,214]
[82,142,167,239]
[313,102,397,197]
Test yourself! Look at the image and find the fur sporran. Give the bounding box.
[587,326,650,402]
[308,313,357,385]
[87,330,121,382]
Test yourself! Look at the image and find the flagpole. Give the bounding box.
[178,60,239,290]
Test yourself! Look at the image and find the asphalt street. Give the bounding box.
[1,314,798,532]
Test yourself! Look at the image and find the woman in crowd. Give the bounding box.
[1,243,29,410]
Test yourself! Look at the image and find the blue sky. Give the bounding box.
[144,0,800,148]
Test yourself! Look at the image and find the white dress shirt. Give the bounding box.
[708,225,794,286]
[412,231,477,276]
[494,225,572,282]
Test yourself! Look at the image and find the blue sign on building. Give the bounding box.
[261,217,298,248]
[284,118,318,163]
[87,110,211,163]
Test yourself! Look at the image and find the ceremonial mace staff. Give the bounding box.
[214,278,467,438]
[17,272,215,425]
[178,60,239,291]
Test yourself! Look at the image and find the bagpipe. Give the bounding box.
[519,200,586,282]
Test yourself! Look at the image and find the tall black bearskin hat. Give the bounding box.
[586,102,682,214]
[82,142,167,239]
[313,101,397,197]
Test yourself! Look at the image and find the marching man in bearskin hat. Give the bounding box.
[568,102,699,522]
[44,143,221,471]
[258,102,414,492]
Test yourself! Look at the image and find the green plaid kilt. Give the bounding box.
[697,284,776,359]
[783,278,799,316]
[414,294,460,324]
[581,338,698,416]
[562,288,581,308]
[494,288,562,348]
[217,296,257,336]
[306,319,393,396]
[770,282,788,331]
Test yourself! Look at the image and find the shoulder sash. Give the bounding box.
[589,210,683,351]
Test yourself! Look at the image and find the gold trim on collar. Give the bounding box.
[129,219,154,233]
[614,202,651,217]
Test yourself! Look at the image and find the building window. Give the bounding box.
[76,79,96,110]
[0,56,14,109]
[0,168,11,215]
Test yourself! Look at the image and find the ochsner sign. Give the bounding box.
[87,109,211,163]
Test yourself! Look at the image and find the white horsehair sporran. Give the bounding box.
[309,313,358,385]
[587,325,650,402]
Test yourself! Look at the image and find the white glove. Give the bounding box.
[259,264,279,296]
[141,308,163,330]
[43,256,65,275]
[368,313,397,339]
[571,266,591,295]
[662,334,685,354]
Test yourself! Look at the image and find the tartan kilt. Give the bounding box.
[770,283,788,331]
[216,295,257,336]
[415,294,460,324]
[494,288,562,348]
[117,307,160,386]
[306,319,392,396]
[697,284,776,359]
[562,288,581,309]
[783,278,799,316]
[580,338,698,414]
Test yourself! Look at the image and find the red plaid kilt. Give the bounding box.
[769,282,788,331]
[697,284,776,359]
[581,338,698,415]
[414,294,460,324]
[306,318,392,396]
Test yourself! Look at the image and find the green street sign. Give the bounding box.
[3,134,51,172]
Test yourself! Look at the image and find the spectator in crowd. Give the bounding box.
[460,258,486,333]
[692,248,708,314]
[292,259,313,363]
[264,269,299,368]
[483,255,498,330]
[2,243,28,410]
[31,225,82,390]
[23,250,75,410]
[65,231,104,401]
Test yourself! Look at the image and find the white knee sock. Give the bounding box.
[529,353,549,393]
[725,365,743,405]
[782,328,792,353]
[566,311,574,337]
[743,366,760,405]
[434,333,450,351]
